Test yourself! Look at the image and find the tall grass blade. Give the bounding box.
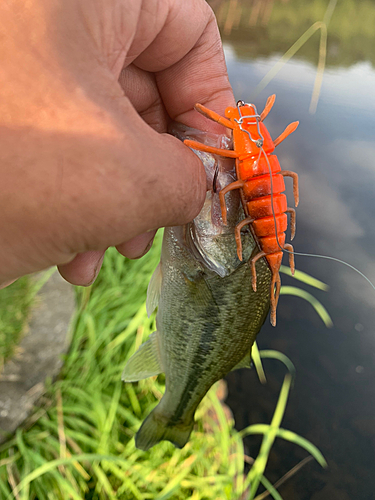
[257,475,284,500]
[251,342,267,384]
[280,286,333,327]
[275,429,327,468]
[252,22,324,98]
[259,351,295,379]
[280,265,328,291]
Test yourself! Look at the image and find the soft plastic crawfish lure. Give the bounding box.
[184,95,299,326]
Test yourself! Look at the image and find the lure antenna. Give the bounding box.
[260,94,276,121]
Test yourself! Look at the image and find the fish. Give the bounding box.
[122,123,271,451]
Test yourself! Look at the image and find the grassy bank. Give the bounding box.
[0,277,33,371]
[0,233,326,499]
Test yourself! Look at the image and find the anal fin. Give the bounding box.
[230,352,251,371]
[146,262,162,317]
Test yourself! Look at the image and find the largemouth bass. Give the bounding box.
[122,124,271,451]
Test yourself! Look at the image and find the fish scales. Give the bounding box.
[157,227,270,424]
[122,124,271,450]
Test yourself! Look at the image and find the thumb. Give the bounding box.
[0,98,206,284]
[68,102,207,250]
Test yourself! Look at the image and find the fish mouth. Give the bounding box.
[169,120,255,276]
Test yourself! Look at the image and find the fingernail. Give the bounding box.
[136,237,154,259]
[0,279,17,290]
[87,253,105,286]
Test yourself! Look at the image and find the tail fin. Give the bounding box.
[135,407,194,451]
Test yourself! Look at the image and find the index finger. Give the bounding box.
[132,0,234,132]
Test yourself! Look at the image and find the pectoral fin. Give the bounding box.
[230,352,251,371]
[122,331,164,382]
[146,262,162,317]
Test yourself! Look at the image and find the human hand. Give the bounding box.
[0,0,234,287]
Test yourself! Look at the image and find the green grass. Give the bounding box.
[0,277,33,370]
[0,233,327,499]
[0,270,57,371]
[280,266,333,328]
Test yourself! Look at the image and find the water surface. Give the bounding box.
[213,1,375,498]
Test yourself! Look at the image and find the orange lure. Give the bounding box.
[184,95,299,326]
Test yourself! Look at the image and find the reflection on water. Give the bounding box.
[212,0,375,68]
[211,1,375,498]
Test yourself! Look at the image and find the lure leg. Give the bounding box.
[284,243,295,275]
[260,94,276,121]
[219,180,245,224]
[280,170,299,207]
[273,121,299,147]
[250,251,267,292]
[286,207,296,240]
[194,104,234,129]
[183,140,238,158]
[270,272,281,327]
[235,217,254,261]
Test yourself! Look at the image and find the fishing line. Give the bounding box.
[262,146,375,292]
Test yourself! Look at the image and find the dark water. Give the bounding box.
[212,1,375,498]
